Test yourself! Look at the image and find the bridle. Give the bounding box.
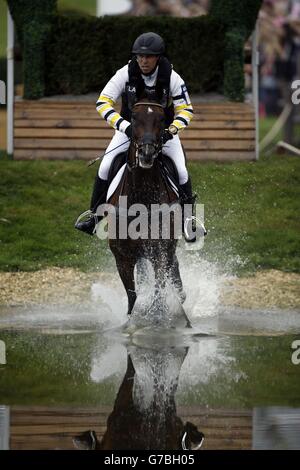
[128,102,164,171]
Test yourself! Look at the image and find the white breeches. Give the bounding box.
[98,130,189,185]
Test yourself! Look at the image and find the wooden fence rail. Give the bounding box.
[14,100,256,162]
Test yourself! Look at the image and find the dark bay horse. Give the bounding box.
[73,344,204,450]
[106,100,188,324]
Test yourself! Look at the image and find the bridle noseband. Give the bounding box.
[128,102,164,171]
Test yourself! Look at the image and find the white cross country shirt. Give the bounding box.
[96,64,194,133]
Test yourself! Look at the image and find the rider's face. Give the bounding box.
[137,54,159,74]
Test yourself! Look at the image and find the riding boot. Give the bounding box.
[179,178,207,242]
[179,177,197,242]
[179,177,195,203]
[75,176,108,235]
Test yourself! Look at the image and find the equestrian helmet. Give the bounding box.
[132,32,165,55]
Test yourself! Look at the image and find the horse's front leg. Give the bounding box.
[168,253,186,304]
[115,255,137,316]
[152,253,166,293]
[167,251,191,329]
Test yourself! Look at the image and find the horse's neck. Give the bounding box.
[127,163,163,206]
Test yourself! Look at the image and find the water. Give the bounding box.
[0,258,300,450]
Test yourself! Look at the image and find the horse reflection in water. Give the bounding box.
[73,344,204,450]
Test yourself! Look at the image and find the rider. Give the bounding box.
[75,32,196,238]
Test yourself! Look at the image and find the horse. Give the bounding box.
[103,99,189,326]
[73,344,204,450]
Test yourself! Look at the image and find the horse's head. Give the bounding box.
[131,100,165,169]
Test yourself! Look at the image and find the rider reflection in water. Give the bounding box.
[73,345,204,450]
[75,32,196,239]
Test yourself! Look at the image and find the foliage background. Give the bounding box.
[3,0,262,100]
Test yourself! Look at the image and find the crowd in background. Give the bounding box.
[259,0,300,115]
[126,0,300,116]
[129,0,210,16]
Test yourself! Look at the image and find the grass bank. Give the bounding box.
[0,153,299,274]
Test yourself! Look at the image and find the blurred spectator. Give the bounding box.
[129,0,157,15]
[259,0,285,115]
[281,0,300,79]
[129,0,210,16]
[258,0,300,115]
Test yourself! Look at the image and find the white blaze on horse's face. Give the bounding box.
[147,107,154,114]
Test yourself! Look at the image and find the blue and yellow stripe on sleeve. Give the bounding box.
[96,95,130,133]
[172,103,194,131]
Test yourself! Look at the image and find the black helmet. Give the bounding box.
[132,32,165,55]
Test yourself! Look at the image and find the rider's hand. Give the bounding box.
[162,125,178,144]
[162,129,173,144]
[125,125,132,139]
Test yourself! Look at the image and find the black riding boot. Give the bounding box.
[75,176,108,235]
[180,177,195,202]
[179,177,197,242]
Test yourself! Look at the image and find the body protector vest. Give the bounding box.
[120,56,175,127]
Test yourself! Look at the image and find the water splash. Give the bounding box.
[90,341,127,383]
[90,281,127,327]
[179,337,235,387]
[176,244,242,319]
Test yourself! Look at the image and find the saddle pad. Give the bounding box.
[106,163,126,202]
[166,175,179,197]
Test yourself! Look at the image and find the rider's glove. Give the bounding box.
[125,124,132,139]
[162,125,178,144]
[162,129,173,144]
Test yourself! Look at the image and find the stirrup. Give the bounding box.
[75,209,97,225]
[75,210,98,234]
[184,215,207,242]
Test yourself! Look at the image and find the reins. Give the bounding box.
[87,102,164,170]
[87,139,130,167]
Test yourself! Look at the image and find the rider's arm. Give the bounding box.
[169,70,194,132]
[96,65,131,134]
